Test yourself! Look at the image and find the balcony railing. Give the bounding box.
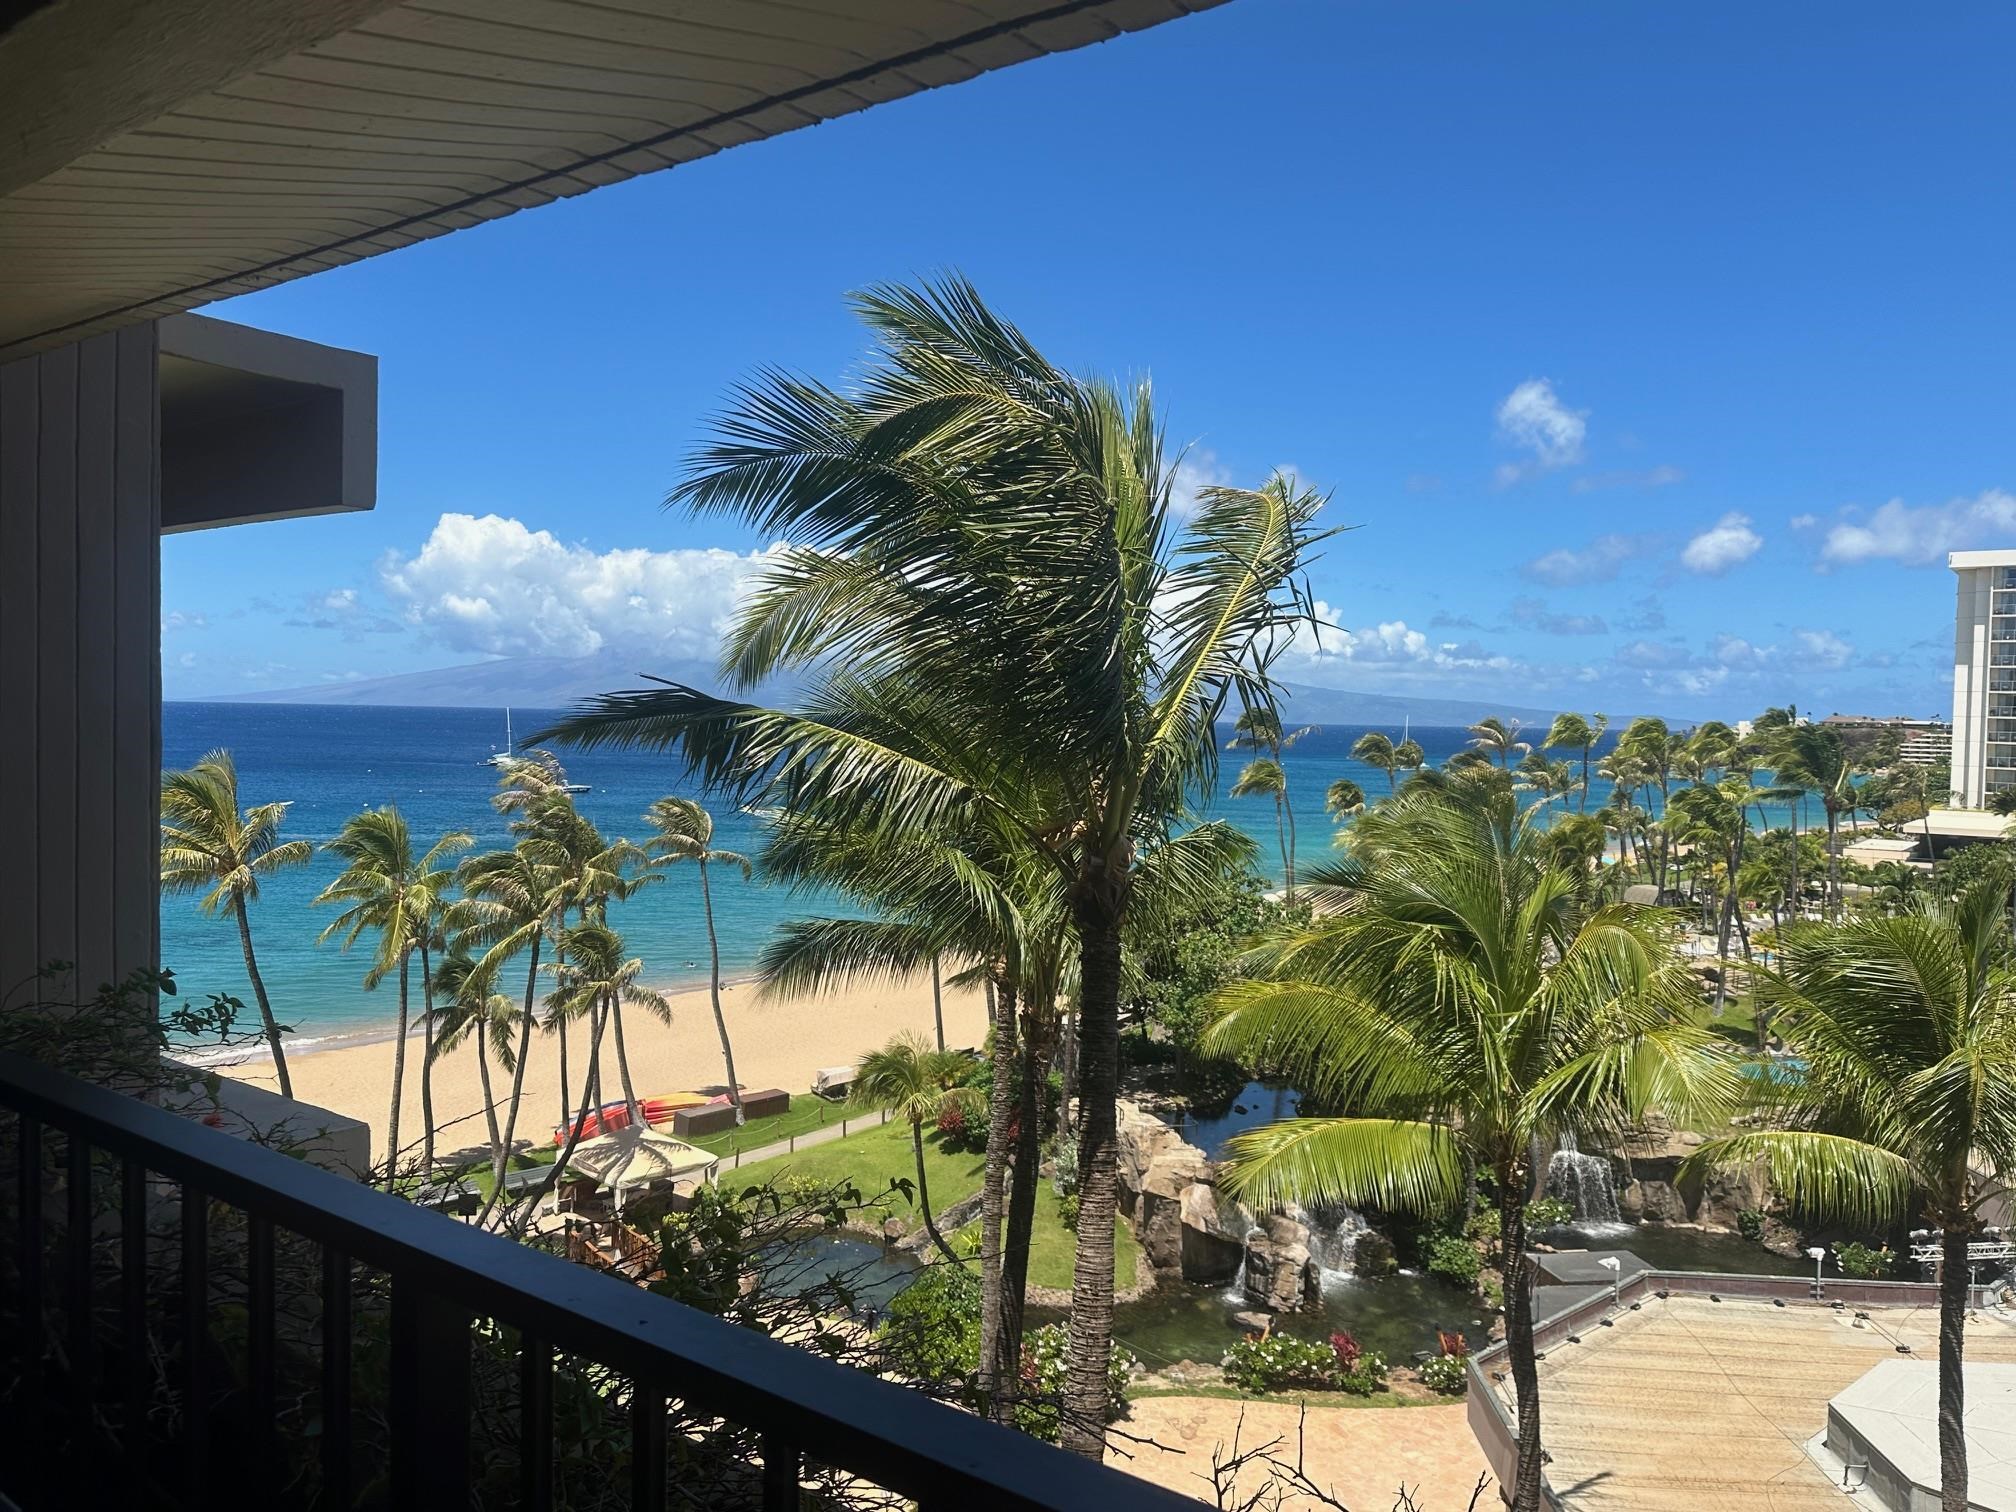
[0,1050,1189,1511]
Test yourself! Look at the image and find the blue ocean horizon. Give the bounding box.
[160,703,1791,1048]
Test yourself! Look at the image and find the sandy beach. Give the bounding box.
[215,973,988,1163]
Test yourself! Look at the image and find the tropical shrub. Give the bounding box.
[1059,1191,1080,1231]
[1328,1330,1361,1373]
[1423,1233,1483,1290]
[1222,1333,1338,1394]
[1050,1135,1079,1197]
[1015,1323,1132,1440]
[934,1098,980,1152]
[878,1263,981,1385]
[1524,1196,1574,1230]
[1417,1352,1469,1396]
[1834,1241,1897,1280]
[1464,1208,1502,1242]
[1736,1209,1765,1242]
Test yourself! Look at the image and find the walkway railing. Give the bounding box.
[0,1049,1190,1510]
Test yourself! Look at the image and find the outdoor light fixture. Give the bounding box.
[1808,1245,1828,1298]
[1597,1254,1622,1308]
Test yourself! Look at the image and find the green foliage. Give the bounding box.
[1015,1323,1133,1440]
[1219,1332,1387,1396]
[1059,1191,1080,1231]
[878,1263,981,1385]
[1736,1209,1765,1242]
[1416,1351,1469,1395]
[1423,1232,1482,1290]
[1833,1241,1897,1280]
[1222,1333,1341,1394]
[1524,1196,1574,1230]
[1050,1135,1079,1197]
[1124,872,1296,1060]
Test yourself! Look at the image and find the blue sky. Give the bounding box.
[164,0,2016,720]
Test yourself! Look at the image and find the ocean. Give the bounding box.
[160,704,1794,1048]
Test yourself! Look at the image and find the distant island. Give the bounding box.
[205,653,1584,728]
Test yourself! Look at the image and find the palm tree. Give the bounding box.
[537,278,1324,1459]
[1350,730,1402,791]
[543,922,669,1128]
[1542,712,1606,811]
[1684,885,2016,1512]
[1514,751,1578,810]
[1669,776,1754,1011]
[1206,784,1735,1512]
[850,1032,975,1266]
[1778,724,1856,920]
[1228,706,1314,900]
[159,750,312,1097]
[1467,715,1530,768]
[1324,777,1366,821]
[315,808,471,1180]
[643,796,752,1121]
[1394,736,1426,779]
[429,947,513,1164]
[453,841,563,1218]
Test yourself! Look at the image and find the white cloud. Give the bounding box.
[1293,603,1517,678]
[162,610,206,632]
[1494,379,1587,484]
[1509,596,1607,636]
[379,512,791,659]
[1169,448,1233,521]
[1819,488,2016,566]
[1794,628,1853,668]
[1520,533,1652,586]
[1789,513,1818,530]
[1680,512,1763,574]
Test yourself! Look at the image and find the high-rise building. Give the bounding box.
[1948,549,2016,806]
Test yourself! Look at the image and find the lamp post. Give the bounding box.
[1807,1245,1827,1299]
[1597,1254,1622,1309]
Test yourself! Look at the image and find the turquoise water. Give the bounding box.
[161,704,1802,1045]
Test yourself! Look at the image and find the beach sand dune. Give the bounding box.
[218,974,987,1164]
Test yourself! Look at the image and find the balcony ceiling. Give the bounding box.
[0,0,1215,362]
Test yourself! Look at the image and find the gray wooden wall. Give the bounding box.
[0,324,160,1007]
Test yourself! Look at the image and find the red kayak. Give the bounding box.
[552,1092,711,1145]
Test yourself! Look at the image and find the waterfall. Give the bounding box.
[1545,1133,1622,1227]
[1286,1200,1372,1278]
[1223,1226,1265,1302]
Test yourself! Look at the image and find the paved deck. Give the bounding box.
[1122,1397,1494,1509]
[1497,1294,2016,1510]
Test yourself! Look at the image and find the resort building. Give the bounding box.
[0,3,1216,1508]
[1949,548,2016,807]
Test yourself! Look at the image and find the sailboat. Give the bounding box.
[483,707,516,768]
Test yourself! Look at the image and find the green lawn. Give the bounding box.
[728,1119,1136,1290]
[685,1095,854,1157]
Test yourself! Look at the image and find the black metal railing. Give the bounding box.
[0,1050,1190,1511]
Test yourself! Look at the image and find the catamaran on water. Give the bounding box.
[484,708,588,790]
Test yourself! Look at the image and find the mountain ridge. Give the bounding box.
[202,652,1604,727]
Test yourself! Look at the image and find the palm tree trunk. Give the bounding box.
[609,988,642,1124]
[385,950,410,1187]
[976,979,1019,1416]
[474,1019,501,1158]
[1938,1224,1971,1512]
[523,992,612,1219]
[909,1118,961,1266]
[556,1007,571,1129]
[419,940,438,1176]
[1281,778,1299,903]
[477,934,541,1228]
[232,895,292,1099]
[1060,902,1123,1461]
[930,954,945,1054]
[1827,810,1843,921]
[1580,745,1592,811]
[1499,1164,1545,1512]
[698,859,744,1123]
[998,1014,1051,1418]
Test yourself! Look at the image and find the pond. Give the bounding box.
[1075,1271,1492,1373]
[1538,1222,1810,1277]
[1176,1080,1303,1160]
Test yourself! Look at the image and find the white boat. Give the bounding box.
[483,707,517,767]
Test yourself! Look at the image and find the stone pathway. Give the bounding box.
[1122,1397,1494,1509]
